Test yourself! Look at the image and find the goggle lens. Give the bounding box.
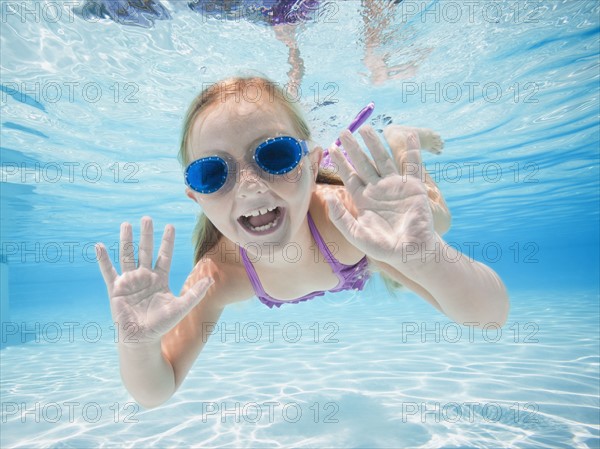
[185,156,228,194]
[185,137,307,194]
[255,137,303,175]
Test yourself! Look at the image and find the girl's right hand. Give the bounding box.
[95,217,213,346]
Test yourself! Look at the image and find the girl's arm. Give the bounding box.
[325,126,509,327]
[370,258,443,312]
[408,235,509,326]
[379,126,507,325]
[118,268,226,409]
[97,219,223,409]
[161,273,225,394]
[371,246,509,327]
[122,251,252,408]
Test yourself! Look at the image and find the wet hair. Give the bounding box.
[178,76,402,294]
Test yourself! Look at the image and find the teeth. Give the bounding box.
[243,205,277,218]
[248,217,280,232]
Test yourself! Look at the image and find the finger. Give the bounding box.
[358,125,397,177]
[325,193,360,247]
[404,148,425,181]
[178,277,214,315]
[330,147,364,197]
[154,224,175,276]
[396,129,424,179]
[120,222,136,272]
[95,243,118,286]
[138,216,153,269]
[339,130,380,182]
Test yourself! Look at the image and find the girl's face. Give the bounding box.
[186,99,322,249]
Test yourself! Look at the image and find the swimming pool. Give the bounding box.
[1,0,598,447]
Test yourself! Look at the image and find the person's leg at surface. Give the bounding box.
[361,0,431,85]
[272,23,305,98]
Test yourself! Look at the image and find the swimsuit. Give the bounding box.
[77,0,318,28]
[188,0,320,26]
[239,212,370,308]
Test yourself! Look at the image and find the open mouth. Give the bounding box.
[238,206,285,235]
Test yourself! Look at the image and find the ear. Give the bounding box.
[186,187,201,204]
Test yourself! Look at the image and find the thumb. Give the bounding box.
[179,277,214,313]
[325,194,358,243]
[311,145,325,179]
[325,193,343,220]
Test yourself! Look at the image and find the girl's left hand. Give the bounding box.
[324,125,436,264]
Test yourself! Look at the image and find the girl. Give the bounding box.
[95,76,509,408]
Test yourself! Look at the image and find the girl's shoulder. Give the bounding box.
[310,183,366,265]
[183,245,255,308]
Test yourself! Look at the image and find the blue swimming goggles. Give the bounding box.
[185,136,309,194]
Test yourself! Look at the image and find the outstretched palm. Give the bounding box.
[96,218,212,345]
[325,126,436,264]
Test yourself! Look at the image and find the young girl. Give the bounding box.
[95,76,509,408]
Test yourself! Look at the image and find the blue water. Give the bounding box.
[1,0,599,448]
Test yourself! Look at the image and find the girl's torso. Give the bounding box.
[197,184,368,307]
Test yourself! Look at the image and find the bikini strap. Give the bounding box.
[306,211,340,270]
[240,212,342,300]
[239,246,270,299]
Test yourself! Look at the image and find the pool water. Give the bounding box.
[1,1,599,448]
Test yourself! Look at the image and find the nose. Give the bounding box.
[236,165,269,198]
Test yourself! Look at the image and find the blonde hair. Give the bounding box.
[178,76,402,293]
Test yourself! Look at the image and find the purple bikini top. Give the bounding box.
[239,212,370,308]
